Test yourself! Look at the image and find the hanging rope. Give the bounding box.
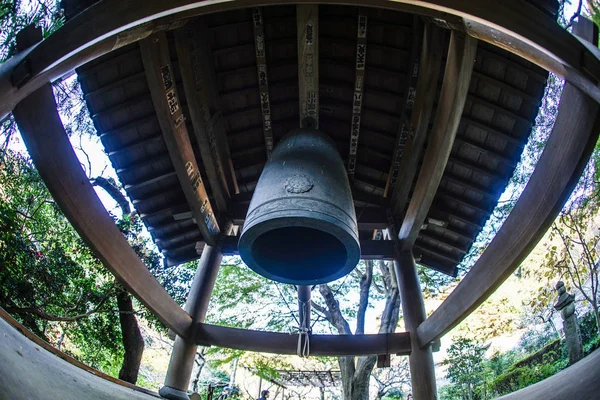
[297,300,311,357]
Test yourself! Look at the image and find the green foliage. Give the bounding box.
[442,337,487,400]
[0,151,124,372]
[488,344,565,397]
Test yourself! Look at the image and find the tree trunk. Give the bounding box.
[319,261,401,400]
[594,305,600,336]
[116,290,144,384]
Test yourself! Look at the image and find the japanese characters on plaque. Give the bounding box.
[253,8,274,155]
[348,14,367,177]
[185,161,218,235]
[160,65,179,115]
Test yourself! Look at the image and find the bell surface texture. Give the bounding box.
[238,128,360,285]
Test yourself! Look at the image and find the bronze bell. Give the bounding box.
[238,128,360,285]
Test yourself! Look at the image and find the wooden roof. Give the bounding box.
[75,4,549,276]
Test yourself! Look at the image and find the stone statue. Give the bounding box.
[554,281,583,364]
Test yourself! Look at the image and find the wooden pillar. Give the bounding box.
[394,251,436,399]
[160,245,222,400]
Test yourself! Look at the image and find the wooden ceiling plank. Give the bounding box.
[398,31,478,249]
[107,135,163,158]
[455,136,516,167]
[447,156,502,181]
[417,17,600,348]
[461,115,523,147]
[140,32,220,246]
[347,11,368,178]
[471,70,538,105]
[297,4,319,129]
[252,7,275,156]
[442,174,496,200]
[123,171,177,193]
[175,23,238,216]
[385,17,427,198]
[13,84,191,338]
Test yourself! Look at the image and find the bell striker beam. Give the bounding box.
[252,7,275,156]
[12,83,192,338]
[394,251,437,399]
[297,4,319,129]
[161,245,223,400]
[417,17,600,348]
[397,31,477,249]
[347,11,368,179]
[390,23,444,217]
[174,22,236,214]
[140,31,221,246]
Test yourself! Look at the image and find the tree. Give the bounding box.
[442,337,487,400]
[372,359,410,399]
[311,260,402,400]
[0,149,196,383]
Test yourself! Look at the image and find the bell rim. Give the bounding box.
[238,216,361,285]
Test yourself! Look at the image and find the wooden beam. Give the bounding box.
[385,17,428,198]
[195,323,411,356]
[389,22,444,216]
[347,11,368,178]
[297,4,319,129]
[398,31,478,249]
[163,245,222,394]
[2,0,600,123]
[13,84,191,338]
[417,18,600,347]
[394,251,437,398]
[252,8,275,156]
[174,22,236,214]
[140,32,220,246]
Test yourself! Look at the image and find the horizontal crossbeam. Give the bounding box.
[195,322,411,356]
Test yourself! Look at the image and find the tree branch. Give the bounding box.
[5,282,116,322]
[91,176,131,216]
[356,261,373,335]
[318,284,352,335]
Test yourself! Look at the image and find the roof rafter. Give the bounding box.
[347,10,368,178]
[385,16,427,198]
[252,7,275,156]
[140,31,220,246]
[398,31,478,249]
[175,22,238,215]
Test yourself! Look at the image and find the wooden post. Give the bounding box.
[160,245,222,400]
[394,251,436,399]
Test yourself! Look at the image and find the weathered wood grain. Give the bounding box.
[398,31,477,249]
[140,31,221,245]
